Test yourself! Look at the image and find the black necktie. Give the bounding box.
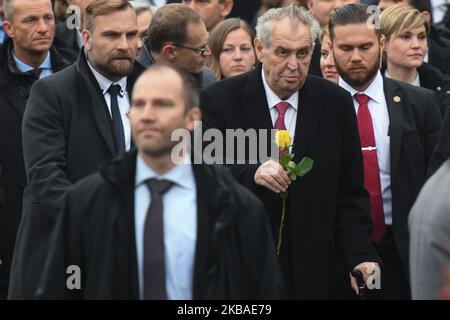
[108,84,126,153]
[27,68,42,78]
[144,178,174,300]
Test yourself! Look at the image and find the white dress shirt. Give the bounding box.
[261,69,298,150]
[88,62,131,151]
[134,154,197,300]
[339,71,393,225]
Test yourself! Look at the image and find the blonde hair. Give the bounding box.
[84,0,133,32]
[380,3,429,41]
[319,26,329,43]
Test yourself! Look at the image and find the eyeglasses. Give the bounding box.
[171,43,210,57]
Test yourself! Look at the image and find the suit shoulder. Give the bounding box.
[385,77,434,96]
[305,75,353,101]
[34,64,78,89]
[201,71,250,95]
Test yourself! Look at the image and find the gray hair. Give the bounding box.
[4,0,16,21]
[256,4,320,48]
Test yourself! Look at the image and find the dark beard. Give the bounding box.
[335,51,381,89]
[93,57,134,80]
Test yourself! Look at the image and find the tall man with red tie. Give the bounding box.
[201,4,381,299]
[331,4,442,299]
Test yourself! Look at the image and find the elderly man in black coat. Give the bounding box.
[8,0,144,298]
[0,0,69,299]
[201,5,381,299]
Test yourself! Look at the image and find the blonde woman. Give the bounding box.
[319,27,339,84]
[381,3,450,116]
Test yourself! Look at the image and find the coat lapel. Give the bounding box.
[383,78,404,187]
[104,151,140,299]
[192,163,214,299]
[292,77,324,162]
[239,65,274,131]
[77,51,117,156]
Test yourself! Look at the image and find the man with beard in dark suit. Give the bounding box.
[331,4,442,299]
[8,0,145,298]
[201,4,381,299]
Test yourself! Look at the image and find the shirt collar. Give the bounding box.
[87,61,127,96]
[12,51,52,74]
[261,68,299,111]
[135,153,195,191]
[339,70,384,104]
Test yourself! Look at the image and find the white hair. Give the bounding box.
[256,4,320,48]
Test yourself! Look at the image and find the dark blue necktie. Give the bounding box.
[108,84,126,153]
[144,178,174,300]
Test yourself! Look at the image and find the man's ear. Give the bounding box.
[254,38,264,63]
[220,0,234,18]
[3,20,14,38]
[379,34,386,53]
[306,0,314,11]
[186,107,202,132]
[422,11,431,26]
[161,44,176,62]
[82,29,92,49]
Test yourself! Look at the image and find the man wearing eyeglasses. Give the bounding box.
[136,4,216,89]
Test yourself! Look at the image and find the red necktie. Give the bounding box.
[274,102,290,131]
[274,102,290,155]
[354,94,385,243]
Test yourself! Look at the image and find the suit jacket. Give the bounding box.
[7,50,145,299]
[428,105,450,176]
[428,25,450,76]
[0,39,69,297]
[379,78,442,275]
[53,21,80,64]
[201,64,380,299]
[417,63,450,117]
[36,151,282,299]
[409,159,450,300]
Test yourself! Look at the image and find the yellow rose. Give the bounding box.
[275,130,292,150]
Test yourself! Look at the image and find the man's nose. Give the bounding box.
[286,54,298,70]
[116,34,130,50]
[350,49,362,62]
[36,18,50,34]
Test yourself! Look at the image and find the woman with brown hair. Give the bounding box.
[207,18,256,80]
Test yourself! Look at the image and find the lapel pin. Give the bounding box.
[393,96,401,103]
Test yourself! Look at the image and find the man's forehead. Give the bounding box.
[333,24,378,41]
[15,0,52,15]
[136,70,182,91]
[94,10,137,31]
[271,19,310,39]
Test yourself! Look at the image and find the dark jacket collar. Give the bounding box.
[98,150,245,299]
[0,38,69,83]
